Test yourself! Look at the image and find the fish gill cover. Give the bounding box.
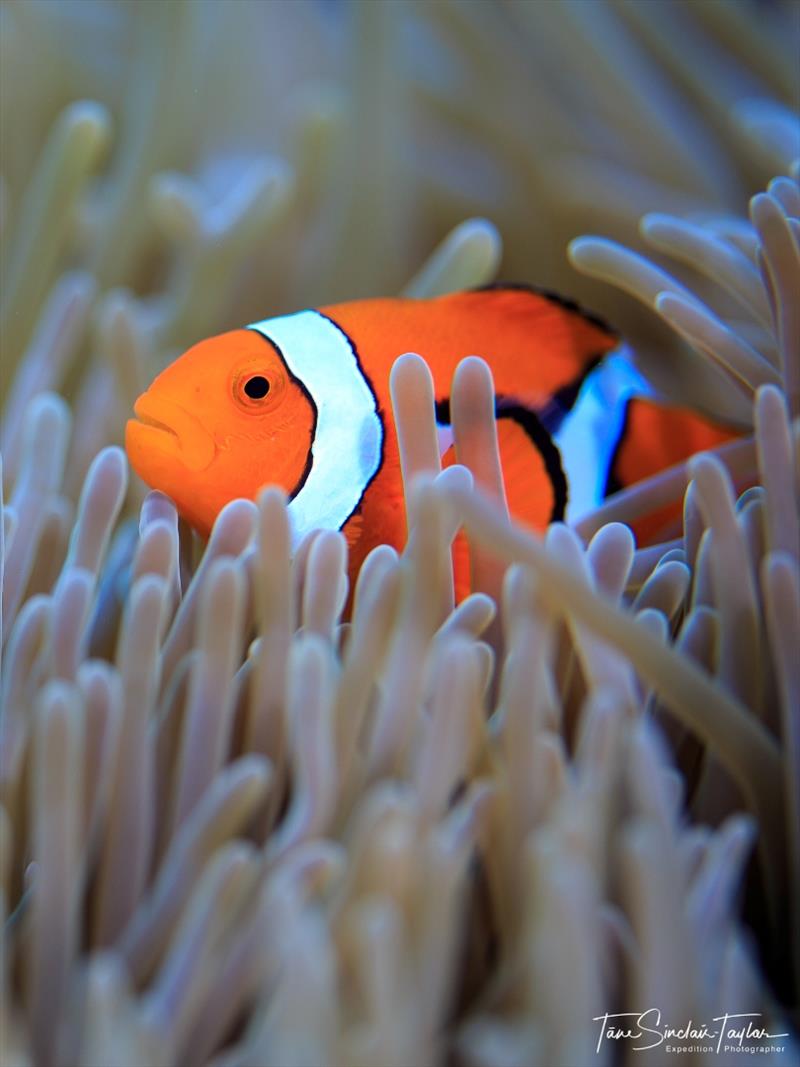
[0,2,799,1065]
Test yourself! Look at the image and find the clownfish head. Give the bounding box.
[126,310,384,543]
[125,326,318,537]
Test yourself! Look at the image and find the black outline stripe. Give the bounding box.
[496,399,568,523]
[312,309,386,527]
[434,397,452,425]
[435,395,567,524]
[468,283,619,435]
[537,353,604,434]
[247,328,318,501]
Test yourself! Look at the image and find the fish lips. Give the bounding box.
[127,393,215,472]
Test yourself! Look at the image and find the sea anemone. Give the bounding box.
[1,2,798,1065]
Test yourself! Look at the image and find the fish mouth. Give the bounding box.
[131,397,179,441]
[127,392,215,472]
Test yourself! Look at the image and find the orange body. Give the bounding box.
[125,287,735,589]
[315,289,618,579]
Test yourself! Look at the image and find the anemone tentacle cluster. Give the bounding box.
[1,3,799,1065]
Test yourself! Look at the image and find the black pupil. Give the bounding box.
[244,376,270,400]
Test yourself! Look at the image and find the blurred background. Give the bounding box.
[2,0,798,361]
[2,6,800,1064]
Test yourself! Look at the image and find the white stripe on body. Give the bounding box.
[553,351,652,523]
[436,422,454,456]
[249,310,383,549]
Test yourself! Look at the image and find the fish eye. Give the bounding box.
[234,366,284,412]
[243,375,270,400]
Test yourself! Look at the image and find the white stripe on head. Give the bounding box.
[554,351,651,522]
[249,310,383,549]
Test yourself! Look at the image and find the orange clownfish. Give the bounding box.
[125,286,733,584]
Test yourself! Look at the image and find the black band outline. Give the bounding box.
[246,328,318,501]
[435,395,568,523]
[312,309,386,527]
